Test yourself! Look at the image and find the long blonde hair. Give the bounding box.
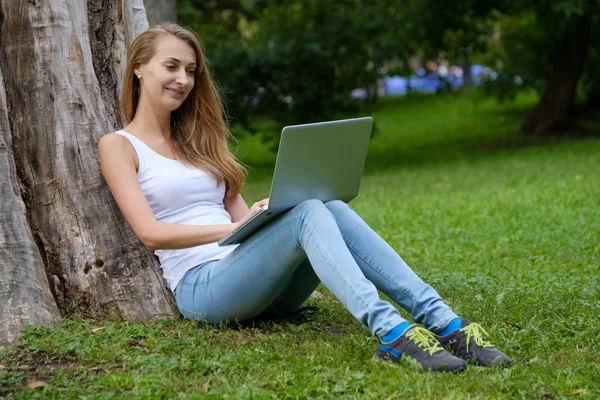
[122,23,246,197]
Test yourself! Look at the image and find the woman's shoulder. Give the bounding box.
[98,131,133,149]
[99,131,127,142]
[98,132,138,164]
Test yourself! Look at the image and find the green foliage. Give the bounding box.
[480,1,600,101]
[580,45,600,106]
[178,0,407,130]
[407,0,600,106]
[477,12,556,102]
[176,0,600,134]
[3,91,600,398]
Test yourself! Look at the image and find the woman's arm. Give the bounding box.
[98,133,236,251]
[223,193,249,223]
[224,193,270,224]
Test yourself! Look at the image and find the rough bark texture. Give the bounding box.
[145,0,177,26]
[0,0,177,345]
[521,19,591,135]
[0,62,61,346]
[88,0,148,128]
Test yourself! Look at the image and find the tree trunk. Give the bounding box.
[459,55,472,87]
[0,65,61,346]
[144,0,177,26]
[521,18,591,136]
[0,0,177,346]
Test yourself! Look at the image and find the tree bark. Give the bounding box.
[0,0,177,346]
[0,64,61,346]
[521,18,591,136]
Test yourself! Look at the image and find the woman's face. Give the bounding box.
[138,35,197,112]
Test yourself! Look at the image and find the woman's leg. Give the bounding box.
[323,200,458,332]
[265,258,320,316]
[322,201,511,368]
[174,199,406,336]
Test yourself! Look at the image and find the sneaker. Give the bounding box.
[435,319,512,368]
[375,325,467,373]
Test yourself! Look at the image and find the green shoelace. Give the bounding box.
[460,323,495,353]
[406,327,444,356]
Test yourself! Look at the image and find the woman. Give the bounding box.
[98,23,511,373]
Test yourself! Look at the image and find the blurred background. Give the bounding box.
[146,1,599,155]
[1,3,598,396]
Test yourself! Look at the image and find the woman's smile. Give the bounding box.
[166,87,185,98]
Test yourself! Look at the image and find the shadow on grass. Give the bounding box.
[182,306,322,333]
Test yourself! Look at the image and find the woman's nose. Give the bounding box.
[176,69,189,85]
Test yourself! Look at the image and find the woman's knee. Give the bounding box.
[288,199,337,226]
[293,199,327,215]
[298,198,324,208]
[325,199,351,215]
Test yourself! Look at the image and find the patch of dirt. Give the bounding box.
[328,326,346,336]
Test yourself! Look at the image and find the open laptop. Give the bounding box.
[218,116,374,246]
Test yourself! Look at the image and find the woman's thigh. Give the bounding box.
[174,204,318,323]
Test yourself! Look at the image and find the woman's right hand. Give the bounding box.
[232,198,269,230]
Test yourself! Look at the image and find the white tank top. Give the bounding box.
[114,130,238,291]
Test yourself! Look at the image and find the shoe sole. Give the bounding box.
[478,356,513,368]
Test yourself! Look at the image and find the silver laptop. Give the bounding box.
[218,116,374,246]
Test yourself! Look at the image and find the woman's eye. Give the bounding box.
[166,65,176,70]
[187,70,196,75]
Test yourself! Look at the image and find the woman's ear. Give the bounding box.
[133,64,142,78]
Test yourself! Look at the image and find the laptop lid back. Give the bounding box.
[268,117,373,210]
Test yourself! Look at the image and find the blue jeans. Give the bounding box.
[174,199,458,337]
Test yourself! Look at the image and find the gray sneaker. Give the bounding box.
[375,325,467,373]
[435,319,512,368]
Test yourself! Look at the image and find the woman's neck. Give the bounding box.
[127,104,172,140]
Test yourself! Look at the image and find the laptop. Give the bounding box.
[218,116,374,246]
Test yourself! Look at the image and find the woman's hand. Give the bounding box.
[249,198,269,214]
[232,198,269,230]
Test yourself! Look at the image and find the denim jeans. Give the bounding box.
[173,199,458,337]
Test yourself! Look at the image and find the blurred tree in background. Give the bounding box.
[408,0,599,135]
[145,0,177,25]
[495,0,598,135]
[178,0,599,137]
[179,0,406,130]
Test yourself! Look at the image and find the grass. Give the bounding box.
[2,90,599,399]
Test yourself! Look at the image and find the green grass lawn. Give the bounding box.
[2,90,599,399]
